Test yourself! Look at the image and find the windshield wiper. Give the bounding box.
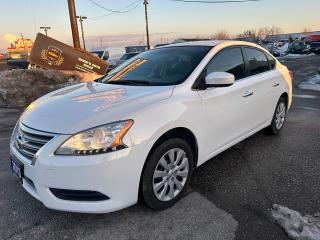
[107,80,151,86]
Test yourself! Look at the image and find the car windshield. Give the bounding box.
[101,46,211,86]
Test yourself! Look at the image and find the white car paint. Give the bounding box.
[10,40,292,213]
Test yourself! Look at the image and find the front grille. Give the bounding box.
[50,188,110,201]
[13,124,54,163]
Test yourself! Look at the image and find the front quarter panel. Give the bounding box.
[125,86,204,166]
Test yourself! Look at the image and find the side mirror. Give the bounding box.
[103,51,110,61]
[205,72,235,87]
[103,55,109,61]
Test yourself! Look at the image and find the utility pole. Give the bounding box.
[76,15,87,50]
[143,0,150,50]
[67,0,81,49]
[40,26,51,36]
[20,33,26,52]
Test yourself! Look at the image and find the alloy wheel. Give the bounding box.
[275,102,286,129]
[152,148,189,201]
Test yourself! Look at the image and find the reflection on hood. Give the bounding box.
[72,87,127,112]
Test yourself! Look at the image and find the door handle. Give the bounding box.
[242,91,253,97]
[273,83,280,87]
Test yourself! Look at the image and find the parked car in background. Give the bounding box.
[117,52,140,65]
[272,43,289,57]
[306,33,320,42]
[90,48,110,61]
[275,39,289,47]
[107,52,141,72]
[288,41,311,54]
[10,40,292,213]
[107,46,148,72]
[7,58,29,69]
[125,46,148,53]
[260,41,281,57]
[309,42,320,55]
[262,42,274,51]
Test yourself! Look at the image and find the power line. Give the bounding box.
[88,0,142,14]
[88,0,142,20]
[29,0,37,35]
[41,0,141,37]
[172,0,259,3]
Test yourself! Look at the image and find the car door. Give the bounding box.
[197,47,259,160]
[242,47,280,126]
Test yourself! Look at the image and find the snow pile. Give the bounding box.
[272,204,320,240]
[279,53,316,60]
[0,69,101,107]
[299,74,320,92]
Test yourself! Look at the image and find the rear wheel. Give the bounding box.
[267,97,287,135]
[141,138,194,210]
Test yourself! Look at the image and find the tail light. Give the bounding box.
[289,70,293,80]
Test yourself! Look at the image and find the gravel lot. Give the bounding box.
[0,59,9,72]
[0,55,319,240]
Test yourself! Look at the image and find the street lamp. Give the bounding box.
[40,26,51,36]
[76,15,87,50]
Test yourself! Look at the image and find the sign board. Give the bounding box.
[29,33,109,75]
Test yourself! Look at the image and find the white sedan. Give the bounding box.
[10,40,292,213]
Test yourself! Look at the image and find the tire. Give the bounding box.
[267,97,287,135]
[141,138,194,210]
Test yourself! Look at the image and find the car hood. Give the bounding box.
[20,82,174,134]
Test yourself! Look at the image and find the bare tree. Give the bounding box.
[214,29,230,40]
[238,29,257,39]
[302,27,311,34]
[238,25,283,40]
[268,25,283,36]
[257,27,273,39]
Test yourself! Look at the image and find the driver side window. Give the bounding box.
[206,47,246,80]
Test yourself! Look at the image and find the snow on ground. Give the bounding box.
[271,204,320,240]
[279,53,316,59]
[299,75,320,91]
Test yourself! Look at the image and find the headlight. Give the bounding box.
[55,120,133,155]
[10,121,19,148]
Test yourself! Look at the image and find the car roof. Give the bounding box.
[161,40,227,48]
[160,40,261,49]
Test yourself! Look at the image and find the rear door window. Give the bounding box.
[244,47,270,76]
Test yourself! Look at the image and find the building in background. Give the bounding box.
[7,38,33,59]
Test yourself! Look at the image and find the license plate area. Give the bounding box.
[11,156,24,183]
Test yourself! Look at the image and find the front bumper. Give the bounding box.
[10,124,151,213]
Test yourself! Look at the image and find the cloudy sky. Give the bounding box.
[0,0,319,51]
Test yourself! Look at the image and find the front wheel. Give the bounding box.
[267,97,287,135]
[141,138,194,210]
